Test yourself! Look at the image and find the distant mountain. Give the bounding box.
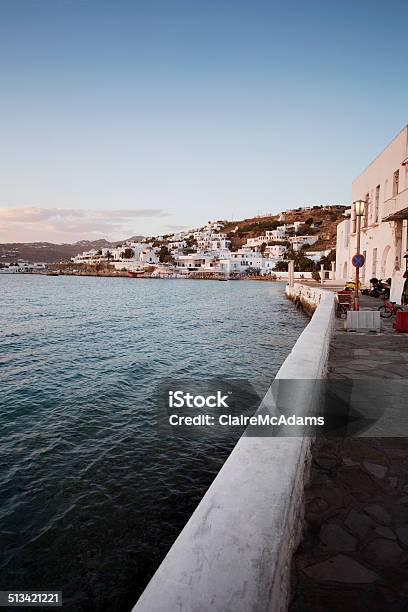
[124,235,146,244]
[0,236,144,263]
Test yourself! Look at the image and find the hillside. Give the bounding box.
[222,204,347,251]
[0,236,144,264]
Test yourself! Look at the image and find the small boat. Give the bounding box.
[128,270,145,278]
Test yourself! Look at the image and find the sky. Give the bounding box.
[0,0,407,243]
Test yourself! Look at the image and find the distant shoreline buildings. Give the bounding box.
[69,215,336,278]
[0,203,347,279]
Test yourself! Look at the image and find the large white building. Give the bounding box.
[264,244,286,259]
[288,234,318,251]
[335,125,408,302]
[265,228,287,241]
[220,255,277,275]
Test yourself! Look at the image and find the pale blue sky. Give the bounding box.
[0,0,407,242]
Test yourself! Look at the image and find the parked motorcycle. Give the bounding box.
[361,278,390,298]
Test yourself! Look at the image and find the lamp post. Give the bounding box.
[353,199,365,310]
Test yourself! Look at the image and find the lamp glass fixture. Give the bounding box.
[354,200,365,216]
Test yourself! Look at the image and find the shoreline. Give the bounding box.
[1,270,289,281]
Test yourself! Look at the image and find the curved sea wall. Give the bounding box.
[285,283,328,317]
[132,285,336,612]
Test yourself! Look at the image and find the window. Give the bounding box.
[393,170,399,197]
[374,185,380,223]
[372,248,378,277]
[363,193,369,228]
[362,250,367,283]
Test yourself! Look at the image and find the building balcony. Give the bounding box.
[382,188,408,221]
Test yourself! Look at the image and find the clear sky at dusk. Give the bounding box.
[0,0,407,242]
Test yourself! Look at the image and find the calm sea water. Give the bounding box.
[0,275,306,612]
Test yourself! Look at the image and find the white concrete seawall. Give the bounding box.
[132,285,336,612]
[285,283,329,317]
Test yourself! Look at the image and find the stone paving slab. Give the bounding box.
[290,295,408,611]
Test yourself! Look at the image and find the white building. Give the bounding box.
[304,249,331,262]
[229,250,264,268]
[139,247,159,265]
[169,232,188,241]
[219,254,277,275]
[209,237,231,251]
[283,222,303,233]
[245,235,267,247]
[260,259,278,274]
[0,262,48,273]
[335,125,408,302]
[72,248,100,263]
[239,245,260,253]
[168,240,187,253]
[264,244,286,259]
[288,235,318,251]
[247,222,308,247]
[265,229,287,241]
[207,221,224,231]
[174,254,208,270]
[196,231,230,252]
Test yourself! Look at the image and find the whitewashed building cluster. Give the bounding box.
[72,216,326,277]
[171,222,286,275]
[244,222,318,252]
[0,261,48,274]
[72,241,159,272]
[335,124,408,302]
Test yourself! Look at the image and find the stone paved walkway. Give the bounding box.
[290,295,408,612]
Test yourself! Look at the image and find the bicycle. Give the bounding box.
[378,298,404,319]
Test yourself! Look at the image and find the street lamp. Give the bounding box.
[353,199,365,310]
[355,200,365,217]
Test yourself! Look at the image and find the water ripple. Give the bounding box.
[0,275,306,612]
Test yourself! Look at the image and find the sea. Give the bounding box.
[0,275,306,611]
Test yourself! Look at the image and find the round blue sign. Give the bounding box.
[352,253,365,268]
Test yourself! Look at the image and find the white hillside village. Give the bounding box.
[70,217,332,278]
[70,120,408,297]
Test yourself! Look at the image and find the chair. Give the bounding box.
[336,290,353,318]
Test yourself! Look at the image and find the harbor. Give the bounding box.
[1,0,407,606]
[2,124,408,611]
